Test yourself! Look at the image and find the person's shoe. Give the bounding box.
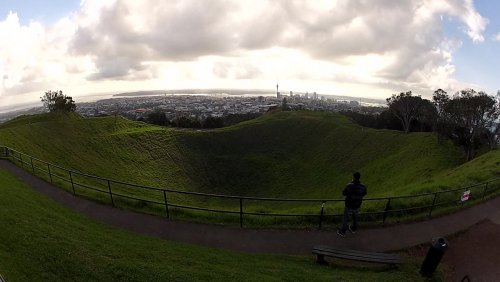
[337,229,346,237]
[348,225,356,234]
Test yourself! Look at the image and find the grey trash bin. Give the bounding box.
[420,237,449,276]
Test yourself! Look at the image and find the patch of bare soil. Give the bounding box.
[444,220,500,282]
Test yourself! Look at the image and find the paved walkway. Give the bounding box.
[445,220,500,281]
[1,159,499,256]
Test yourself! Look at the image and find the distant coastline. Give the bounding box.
[113,89,386,106]
[0,88,386,119]
[113,89,273,97]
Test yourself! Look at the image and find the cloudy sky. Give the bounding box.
[1,0,499,109]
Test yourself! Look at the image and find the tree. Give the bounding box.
[432,89,449,116]
[146,109,169,126]
[378,110,403,130]
[484,122,500,150]
[40,90,76,112]
[415,99,438,132]
[386,91,427,133]
[442,89,499,161]
[172,116,201,128]
[482,91,500,150]
[432,89,452,142]
[202,116,224,128]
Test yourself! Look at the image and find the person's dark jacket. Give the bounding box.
[342,181,367,209]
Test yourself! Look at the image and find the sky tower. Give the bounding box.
[276,83,280,99]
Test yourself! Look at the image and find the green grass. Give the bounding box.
[0,167,437,281]
[0,111,499,226]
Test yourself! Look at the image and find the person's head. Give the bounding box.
[352,172,361,182]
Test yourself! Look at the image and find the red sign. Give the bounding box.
[461,190,471,202]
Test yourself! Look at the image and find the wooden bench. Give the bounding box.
[313,245,401,266]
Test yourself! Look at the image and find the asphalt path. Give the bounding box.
[3,159,500,280]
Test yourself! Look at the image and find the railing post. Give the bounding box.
[428,192,438,218]
[239,198,243,228]
[382,198,391,224]
[163,190,170,218]
[30,157,35,174]
[19,153,23,168]
[482,183,489,199]
[107,180,114,207]
[318,201,325,230]
[47,163,53,183]
[69,171,75,195]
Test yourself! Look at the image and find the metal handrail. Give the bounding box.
[2,145,499,228]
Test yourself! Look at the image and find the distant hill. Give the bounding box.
[0,111,498,200]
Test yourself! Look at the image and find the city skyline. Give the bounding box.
[1,0,500,109]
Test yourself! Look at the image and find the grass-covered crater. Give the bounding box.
[1,111,498,226]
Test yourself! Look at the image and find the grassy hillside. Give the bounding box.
[1,111,495,196]
[0,167,432,281]
[0,113,192,189]
[0,111,498,223]
[177,111,464,198]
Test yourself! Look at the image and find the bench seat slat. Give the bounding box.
[313,248,399,261]
[313,250,400,264]
[314,245,399,259]
[312,246,401,264]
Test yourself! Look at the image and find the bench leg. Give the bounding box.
[316,254,327,264]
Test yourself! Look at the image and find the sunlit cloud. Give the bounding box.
[0,0,491,107]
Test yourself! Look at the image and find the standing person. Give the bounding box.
[337,172,367,237]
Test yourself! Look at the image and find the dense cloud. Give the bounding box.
[68,0,486,85]
[0,0,491,103]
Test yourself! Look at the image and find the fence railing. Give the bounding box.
[1,145,499,229]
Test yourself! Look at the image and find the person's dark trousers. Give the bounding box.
[340,207,358,233]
